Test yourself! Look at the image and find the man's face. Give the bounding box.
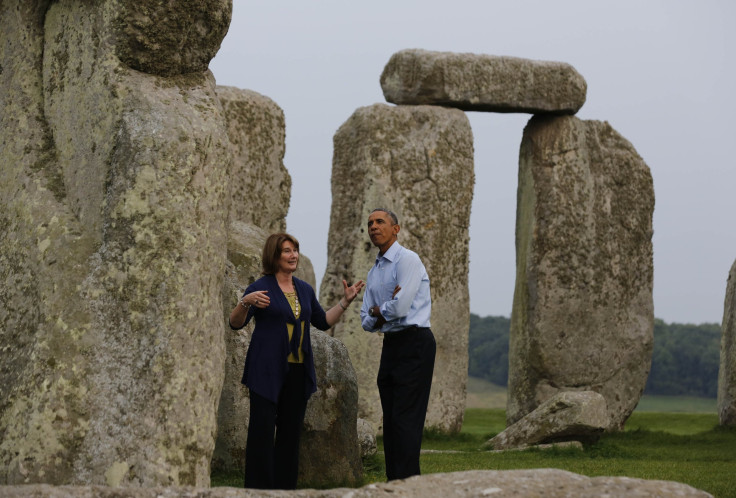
[367,211,399,251]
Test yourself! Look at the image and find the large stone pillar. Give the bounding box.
[0,0,232,486]
[212,86,292,475]
[509,115,654,431]
[216,86,291,233]
[321,103,474,433]
[718,259,736,426]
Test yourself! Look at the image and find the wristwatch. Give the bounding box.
[369,307,376,317]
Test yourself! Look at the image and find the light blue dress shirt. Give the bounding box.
[360,241,431,333]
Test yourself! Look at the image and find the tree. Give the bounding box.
[467,315,720,398]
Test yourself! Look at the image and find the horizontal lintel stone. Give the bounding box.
[380,48,587,115]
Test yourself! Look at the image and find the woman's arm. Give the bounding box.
[228,290,270,329]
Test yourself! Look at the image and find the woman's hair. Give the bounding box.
[262,232,300,275]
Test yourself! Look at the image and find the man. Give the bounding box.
[360,208,436,481]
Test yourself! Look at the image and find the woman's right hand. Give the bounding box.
[245,290,270,308]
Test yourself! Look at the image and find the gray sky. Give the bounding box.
[210,0,735,325]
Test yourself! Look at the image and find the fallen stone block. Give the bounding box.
[484,391,608,450]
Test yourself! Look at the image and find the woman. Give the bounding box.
[229,232,364,490]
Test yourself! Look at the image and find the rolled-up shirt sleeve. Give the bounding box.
[360,295,379,331]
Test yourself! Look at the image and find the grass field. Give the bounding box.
[359,409,735,497]
[213,380,733,496]
[465,376,719,413]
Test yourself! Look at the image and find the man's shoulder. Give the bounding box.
[395,243,422,263]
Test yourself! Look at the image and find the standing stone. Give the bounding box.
[213,222,270,475]
[212,88,292,472]
[718,259,736,426]
[0,0,232,486]
[380,49,587,114]
[509,115,654,431]
[300,330,363,488]
[217,86,291,233]
[321,103,474,433]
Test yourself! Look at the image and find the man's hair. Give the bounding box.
[370,208,399,225]
[262,232,300,275]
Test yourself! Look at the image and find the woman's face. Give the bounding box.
[277,240,299,274]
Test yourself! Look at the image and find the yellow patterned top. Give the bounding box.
[284,291,305,363]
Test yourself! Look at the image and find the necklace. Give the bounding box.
[285,291,300,318]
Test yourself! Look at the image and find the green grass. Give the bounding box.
[213,387,734,497]
[357,409,735,497]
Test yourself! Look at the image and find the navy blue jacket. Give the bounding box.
[233,274,329,403]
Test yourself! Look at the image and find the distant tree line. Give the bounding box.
[468,314,721,398]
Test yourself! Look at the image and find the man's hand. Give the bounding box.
[372,306,387,328]
[372,286,400,329]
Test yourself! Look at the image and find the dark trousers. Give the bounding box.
[244,363,307,490]
[377,327,436,481]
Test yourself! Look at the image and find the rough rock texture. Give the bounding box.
[380,49,587,114]
[0,469,713,497]
[217,86,291,233]
[300,331,363,488]
[0,0,232,486]
[113,0,231,76]
[484,391,608,450]
[718,259,736,426]
[212,89,296,473]
[509,115,654,431]
[357,418,378,457]
[321,103,474,433]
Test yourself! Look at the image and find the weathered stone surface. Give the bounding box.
[509,115,654,431]
[718,259,736,426]
[1,0,230,486]
[217,86,291,233]
[321,103,474,433]
[0,469,713,497]
[484,391,608,451]
[380,49,587,114]
[300,330,363,488]
[357,418,378,457]
[113,0,232,76]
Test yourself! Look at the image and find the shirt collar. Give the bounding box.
[377,240,401,264]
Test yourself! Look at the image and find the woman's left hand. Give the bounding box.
[342,279,365,304]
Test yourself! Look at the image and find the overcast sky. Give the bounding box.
[210,0,735,325]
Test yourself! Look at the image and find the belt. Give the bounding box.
[383,325,429,339]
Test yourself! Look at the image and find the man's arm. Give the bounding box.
[361,285,401,331]
[360,287,379,331]
[379,253,422,322]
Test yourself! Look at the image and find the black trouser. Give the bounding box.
[377,326,436,481]
[244,363,307,490]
